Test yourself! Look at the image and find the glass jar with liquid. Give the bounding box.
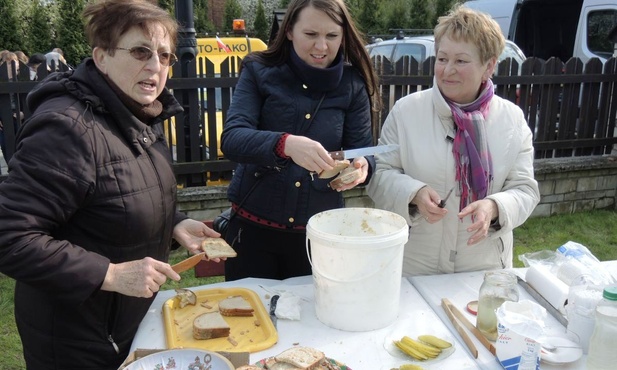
[476,271,519,341]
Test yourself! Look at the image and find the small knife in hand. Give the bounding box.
[269,295,280,328]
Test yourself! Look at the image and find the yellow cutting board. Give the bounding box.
[162,287,278,353]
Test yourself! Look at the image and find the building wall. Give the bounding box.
[177,156,617,221]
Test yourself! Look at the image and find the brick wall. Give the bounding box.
[177,156,617,221]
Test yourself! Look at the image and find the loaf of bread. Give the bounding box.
[192,311,230,340]
[219,296,254,316]
[201,237,237,259]
[318,160,350,179]
[329,166,362,188]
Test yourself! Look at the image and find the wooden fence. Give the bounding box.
[1,55,617,185]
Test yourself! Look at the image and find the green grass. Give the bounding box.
[1,209,616,369]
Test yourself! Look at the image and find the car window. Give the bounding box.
[587,9,617,59]
[393,43,427,64]
[368,44,395,60]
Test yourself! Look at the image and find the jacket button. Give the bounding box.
[302,84,308,89]
[305,113,311,119]
[295,181,301,187]
[288,217,294,223]
[143,138,148,143]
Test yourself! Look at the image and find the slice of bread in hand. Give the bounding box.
[219,295,254,316]
[318,159,350,179]
[192,311,230,340]
[274,347,325,369]
[329,166,362,188]
[201,237,237,259]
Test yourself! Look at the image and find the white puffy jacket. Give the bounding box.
[367,85,540,276]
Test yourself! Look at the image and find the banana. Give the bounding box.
[399,365,425,370]
[401,336,441,358]
[394,340,429,361]
[418,334,453,349]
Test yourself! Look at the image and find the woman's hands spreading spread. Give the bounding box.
[102,219,223,298]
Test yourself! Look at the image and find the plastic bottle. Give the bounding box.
[476,271,519,341]
[586,286,617,369]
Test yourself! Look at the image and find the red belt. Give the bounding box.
[232,203,306,231]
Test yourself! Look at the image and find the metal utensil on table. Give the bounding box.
[516,276,568,327]
[438,187,455,208]
[171,252,207,274]
[328,144,398,160]
[269,295,280,328]
[540,342,582,353]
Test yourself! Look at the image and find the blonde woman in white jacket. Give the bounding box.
[367,6,540,276]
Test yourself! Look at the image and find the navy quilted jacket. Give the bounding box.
[221,58,375,228]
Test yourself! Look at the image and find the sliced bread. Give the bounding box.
[219,296,254,316]
[329,166,362,188]
[318,159,350,179]
[274,347,325,369]
[192,311,230,340]
[174,288,197,309]
[201,237,237,259]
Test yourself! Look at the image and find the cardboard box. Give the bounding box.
[120,348,249,369]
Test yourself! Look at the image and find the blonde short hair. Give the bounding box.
[434,5,505,63]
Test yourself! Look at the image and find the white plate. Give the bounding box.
[383,316,456,364]
[123,348,235,370]
[540,336,583,365]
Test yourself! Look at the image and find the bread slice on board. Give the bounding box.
[192,311,230,340]
[219,295,254,316]
[318,159,350,179]
[274,347,325,369]
[201,237,237,259]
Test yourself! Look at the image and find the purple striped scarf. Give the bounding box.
[447,80,494,210]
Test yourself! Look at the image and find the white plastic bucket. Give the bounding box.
[306,207,408,331]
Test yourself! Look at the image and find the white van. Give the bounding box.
[464,0,617,64]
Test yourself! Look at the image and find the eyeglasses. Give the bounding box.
[114,46,177,67]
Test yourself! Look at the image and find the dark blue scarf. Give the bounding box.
[287,48,344,93]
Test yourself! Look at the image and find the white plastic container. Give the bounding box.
[587,286,617,369]
[565,285,603,353]
[306,208,408,331]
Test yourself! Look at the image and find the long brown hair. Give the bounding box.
[248,0,381,115]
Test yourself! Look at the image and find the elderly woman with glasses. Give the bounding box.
[0,1,220,369]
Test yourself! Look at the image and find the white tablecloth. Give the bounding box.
[409,261,617,370]
[130,276,479,369]
[130,262,617,369]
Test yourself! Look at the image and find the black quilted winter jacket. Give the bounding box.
[0,58,186,369]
